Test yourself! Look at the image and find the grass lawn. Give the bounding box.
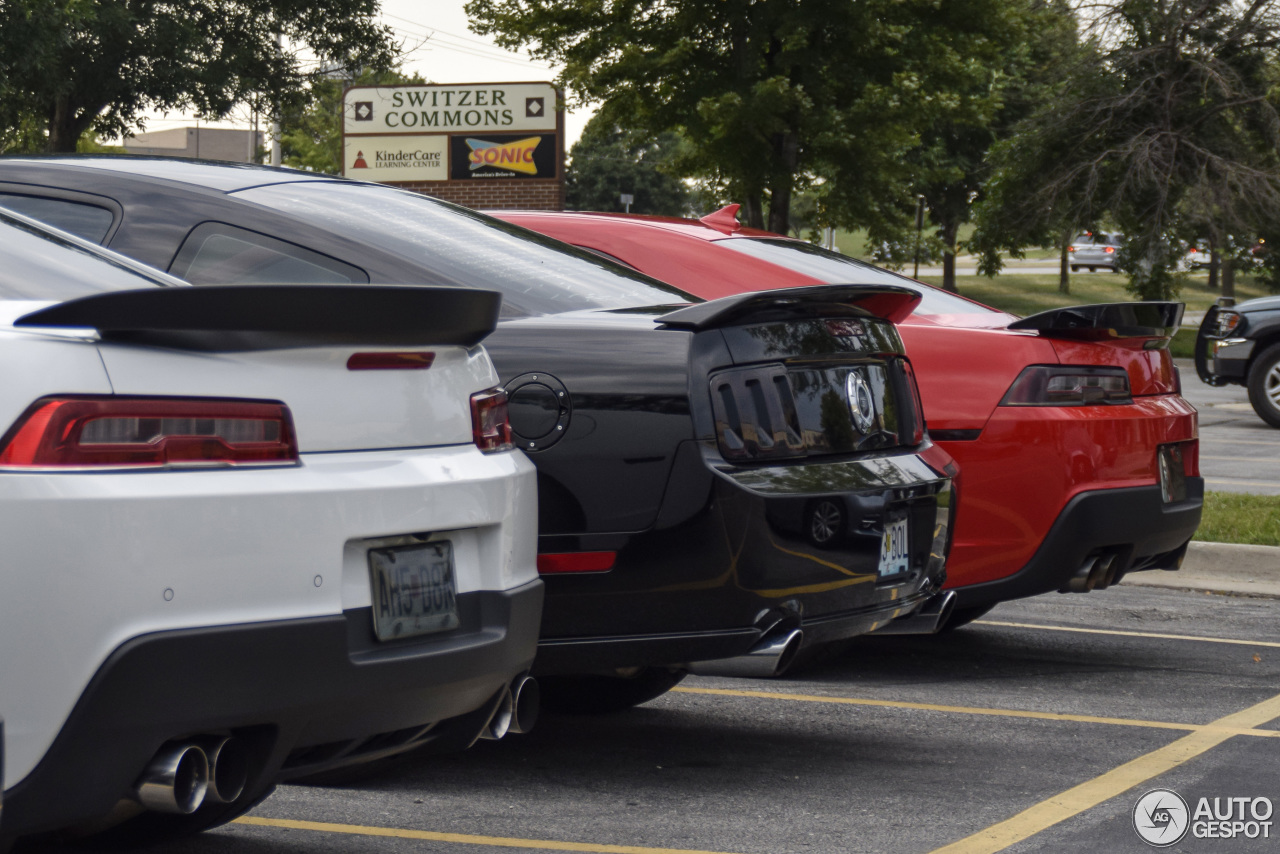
[1196,492,1280,546]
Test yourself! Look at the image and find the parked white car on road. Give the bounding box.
[0,210,541,849]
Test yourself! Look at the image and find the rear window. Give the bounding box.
[0,194,114,243]
[0,214,169,300]
[717,238,998,316]
[234,182,694,317]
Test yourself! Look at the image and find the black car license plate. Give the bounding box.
[368,541,460,641]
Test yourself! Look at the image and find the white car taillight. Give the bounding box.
[999,366,1132,406]
[470,388,514,453]
[0,397,298,469]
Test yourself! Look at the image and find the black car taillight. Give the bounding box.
[0,397,298,469]
[897,359,927,446]
[710,365,805,462]
[999,366,1132,406]
[471,387,514,453]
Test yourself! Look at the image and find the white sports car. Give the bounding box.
[0,210,542,847]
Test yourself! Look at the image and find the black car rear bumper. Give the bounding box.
[1,581,542,842]
[950,481,1203,609]
[534,449,953,675]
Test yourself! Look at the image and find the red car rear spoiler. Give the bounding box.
[1007,302,1183,340]
[658,285,922,330]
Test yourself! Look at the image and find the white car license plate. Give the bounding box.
[878,515,910,577]
[368,542,460,641]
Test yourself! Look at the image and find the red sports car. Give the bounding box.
[494,206,1202,629]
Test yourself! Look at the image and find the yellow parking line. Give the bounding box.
[234,816,746,854]
[927,691,1280,854]
[978,619,1280,649]
[670,686,1280,738]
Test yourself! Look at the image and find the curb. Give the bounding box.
[1121,541,1280,598]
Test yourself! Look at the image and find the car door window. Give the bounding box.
[170,222,368,285]
[0,193,115,243]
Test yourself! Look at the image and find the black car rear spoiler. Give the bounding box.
[1007,302,1183,340]
[15,284,502,351]
[657,285,922,330]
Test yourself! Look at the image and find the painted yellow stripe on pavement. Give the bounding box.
[978,619,1280,649]
[927,691,1280,854]
[671,686,1280,738]
[234,816,746,854]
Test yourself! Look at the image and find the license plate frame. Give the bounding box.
[368,541,460,642]
[878,514,910,578]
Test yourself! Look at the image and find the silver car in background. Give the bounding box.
[1068,232,1123,272]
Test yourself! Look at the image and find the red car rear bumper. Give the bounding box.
[940,393,1200,597]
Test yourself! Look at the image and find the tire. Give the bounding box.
[1070,265,1079,272]
[539,669,686,715]
[936,604,996,633]
[1088,266,1096,272]
[1246,343,1280,428]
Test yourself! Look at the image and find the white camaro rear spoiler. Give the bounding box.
[15,284,502,351]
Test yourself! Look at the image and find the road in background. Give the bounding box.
[1177,359,1280,496]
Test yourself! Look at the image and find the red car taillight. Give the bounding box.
[1000,366,1132,406]
[0,397,298,469]
[471,387,513,453]
[1104,246,1115,254]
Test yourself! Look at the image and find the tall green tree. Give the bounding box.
[466,0,1038,236]
[565,115,688,215]
[281,67,426,174]
[975,0,1280,301]
[0,1,397,153]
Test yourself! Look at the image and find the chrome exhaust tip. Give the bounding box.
[1063,556,1100,593]
[135,743,209,814]
[508,676,539,735]
[872,590,957,635]
[687,627,805,678]
[478,687,514,741]
[195,736,248,805]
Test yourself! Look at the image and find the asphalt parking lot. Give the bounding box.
[1178,359,1280,496]
[81,583,1278,854]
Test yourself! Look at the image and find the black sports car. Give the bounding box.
[0,157,956,712]
[1196,296,1280,427]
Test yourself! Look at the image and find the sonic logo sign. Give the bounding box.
[466,137,540,175]
[450,134,557,180]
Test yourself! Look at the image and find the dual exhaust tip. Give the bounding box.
[134,736,248,815]
[1062,552,1124,593]
[479,674,539,741]
[688,627,805,679]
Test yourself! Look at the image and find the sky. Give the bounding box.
[133,0,595,147]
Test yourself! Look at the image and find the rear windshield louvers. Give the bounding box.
[711,362,909,463]
[713,365,805,461]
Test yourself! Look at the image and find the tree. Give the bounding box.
[281,67,426,174]
[889,1,1079,293]
[466,0,1038,236]
[565,115,688,215]
[974,0,1280,301]
[0,1,397,153]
